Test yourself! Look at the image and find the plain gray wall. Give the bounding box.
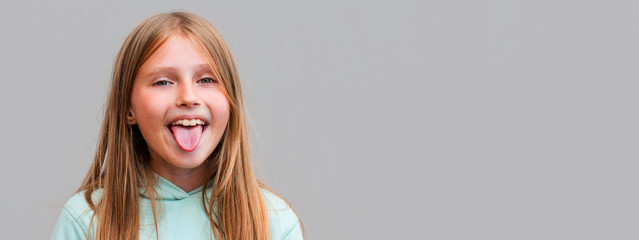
[1,0,638,239]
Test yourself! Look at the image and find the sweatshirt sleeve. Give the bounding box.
[51,207,87,240]
[262,189,304,240]
[51,192,95,240]
[282,220,303,240]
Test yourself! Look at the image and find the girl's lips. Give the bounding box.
[166,116,209,136]
[165,114,210,151]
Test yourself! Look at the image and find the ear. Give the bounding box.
[126,109,137,125]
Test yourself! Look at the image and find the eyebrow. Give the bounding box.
[143,64,214,78]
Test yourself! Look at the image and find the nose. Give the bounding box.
[176,82,201,108]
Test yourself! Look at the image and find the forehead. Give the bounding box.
[139,35,212,73]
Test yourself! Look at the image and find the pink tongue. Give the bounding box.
[170,125,203,152]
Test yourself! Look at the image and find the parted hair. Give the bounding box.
[79,11,301,240]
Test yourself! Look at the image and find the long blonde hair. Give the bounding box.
[79,12,300,240]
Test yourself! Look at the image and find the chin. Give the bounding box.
[168,156,205,169]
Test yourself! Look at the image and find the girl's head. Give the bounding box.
[83,12,271,239]
[110,12,244,173]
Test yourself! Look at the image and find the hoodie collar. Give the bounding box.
[139,174,212,201]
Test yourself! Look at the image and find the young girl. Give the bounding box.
[51,12,303,240]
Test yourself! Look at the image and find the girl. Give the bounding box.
[51,12,303,240]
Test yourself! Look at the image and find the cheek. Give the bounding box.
[208,94,231,126]
[132,92,167,130]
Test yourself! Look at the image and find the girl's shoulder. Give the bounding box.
[61,189,102,218]
[51,190,102,239]
[261,188,293,210]
[260,188,304,239]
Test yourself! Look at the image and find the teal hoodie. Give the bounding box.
[51,175,303,239]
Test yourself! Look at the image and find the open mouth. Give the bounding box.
[167,119,209,152]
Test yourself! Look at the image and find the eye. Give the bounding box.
[152,80,172,86]
[197,77,217,84]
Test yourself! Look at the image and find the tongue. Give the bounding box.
[170,125,203,152]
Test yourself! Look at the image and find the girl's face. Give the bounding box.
[130,35,230,175]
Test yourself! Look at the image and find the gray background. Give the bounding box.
[1,0,638,239]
